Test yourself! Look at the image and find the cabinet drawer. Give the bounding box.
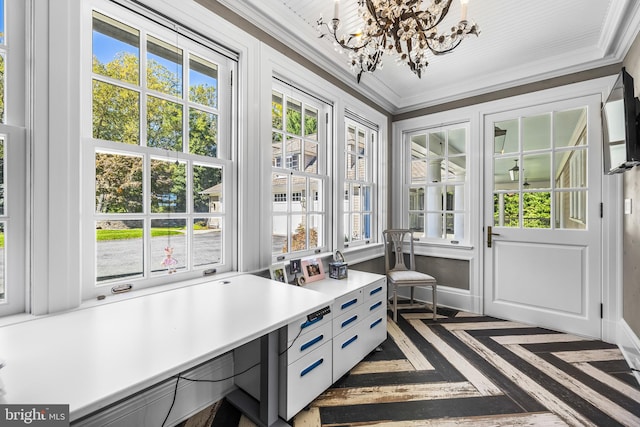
[365,294,386,318]
[332,321,367,381]
[362,310,387,355]
[332,302,365,336]
[284,310,332,345]
[364,279,386,302]
[285,321,332,365]
[333,289,362,317]
[282,340,333,420]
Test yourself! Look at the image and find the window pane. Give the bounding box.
[494,193,520,227]
[310,178,322,211]
[285,137,301,171]
[273,214,287,253]
[362,213,371,239]
[189,54,218,108]
[151,218,186,274]
[292,176,306,213]
[352,184,361,212]
[347,153,356,180]
[426,213,443,239]
[95,152,143,213]
[93,80,140,144]
[290,214,306,252]
[272,132,283,167]
[351,213,361,241]
[147,36,182,96]
[346,125,356,152]
[189,108,218,157]
[445,185,463,210]
[0,136,4,214]
[523,192,551,228]
[309,214,322,249]
[523,114,550,151]
[409,187,424,210]
[0,54,4,124]
[494,119,518,154]
[411,135,427,182]
[448,128,466,154]
[147,95,183,151]
[92,12,140,85]
[272,91,283,130]
[286,98,302,136]
[523,153,551,190]
[0,0,4,44]
[362,185,371,211]
[95,219,143,282]
[0,222,4,302]
[272,173,287,212]
[555,108,586,148]
[409,212,424,235]
[304,106,318,140]
[495,157,519,191]
[150,159,186,213]
[304,141,318,174]
[193,164,222,213]
[445,156,466,182]
[193,218,222,266]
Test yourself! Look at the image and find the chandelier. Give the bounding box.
[317,0,480,82]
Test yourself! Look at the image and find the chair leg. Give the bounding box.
[393,286,398,323]
[432,284,437,320]
[410,287,414,305]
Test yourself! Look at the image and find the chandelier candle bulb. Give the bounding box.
[460,0,469,21]
[334,0,339,20]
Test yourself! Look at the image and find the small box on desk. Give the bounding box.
[328,262,348,280]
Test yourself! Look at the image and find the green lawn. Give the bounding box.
[96,228,183,241]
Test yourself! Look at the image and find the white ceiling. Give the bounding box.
[217,0,640,114]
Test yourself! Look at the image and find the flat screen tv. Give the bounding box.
[602,67,640,174]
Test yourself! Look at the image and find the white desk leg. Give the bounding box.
[227,329,289,427]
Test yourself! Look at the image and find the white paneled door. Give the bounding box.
[483,95,603,339]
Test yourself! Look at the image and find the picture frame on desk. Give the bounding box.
[301,258,325,283]
[269,263,289,283]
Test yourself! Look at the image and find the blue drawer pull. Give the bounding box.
[370,318,383,329]
[301,316,322,329]
[300,334,324,352]
[369,286,383,296]
[341,298,358,310]
[370,301,382,311]
[300,358,324,377]
[341,315,358,328]
[341,334,359,349]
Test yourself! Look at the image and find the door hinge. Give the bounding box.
[600,303,604,319]
[600,202,603,218]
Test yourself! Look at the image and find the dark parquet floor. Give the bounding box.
[181,304,640,426]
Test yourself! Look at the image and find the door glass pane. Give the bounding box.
[189,54,218,108]
[494,157,519,191]
[95,219,143,282]
[523,113,550,151]
[95,152,143,213]
[147,36,182,96]
[522,153,551,190]
[494,193,520,227]
[150,158,186,213]
[494,119,518,154]
[523,192,551,228]
[555,149,587,189]
[193,218,222,266]
[151,218,186,275]
[193,164,222,213]
[555,108,586,148]
[555,191,587,229]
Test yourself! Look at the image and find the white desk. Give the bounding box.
[0,274,333,425]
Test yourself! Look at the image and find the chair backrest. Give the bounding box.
[382,229,416,273]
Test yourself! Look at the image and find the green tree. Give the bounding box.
[95,153,143,213]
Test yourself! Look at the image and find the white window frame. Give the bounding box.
[342,117,377,248]
[404,122,470,246]
[270,81,330,262]
[81,0,237,300]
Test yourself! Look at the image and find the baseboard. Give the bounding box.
[74,353,235,427]
[396,285,475,314]
[618,319,640,385]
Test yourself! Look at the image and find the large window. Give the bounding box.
[271,84,329,259]
[343,118,376,247]
[406,123,469,244]
[84,3,236,298]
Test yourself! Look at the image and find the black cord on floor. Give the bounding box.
[631,367,640,372]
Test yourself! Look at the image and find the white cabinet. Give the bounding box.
[234,270,386,422]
